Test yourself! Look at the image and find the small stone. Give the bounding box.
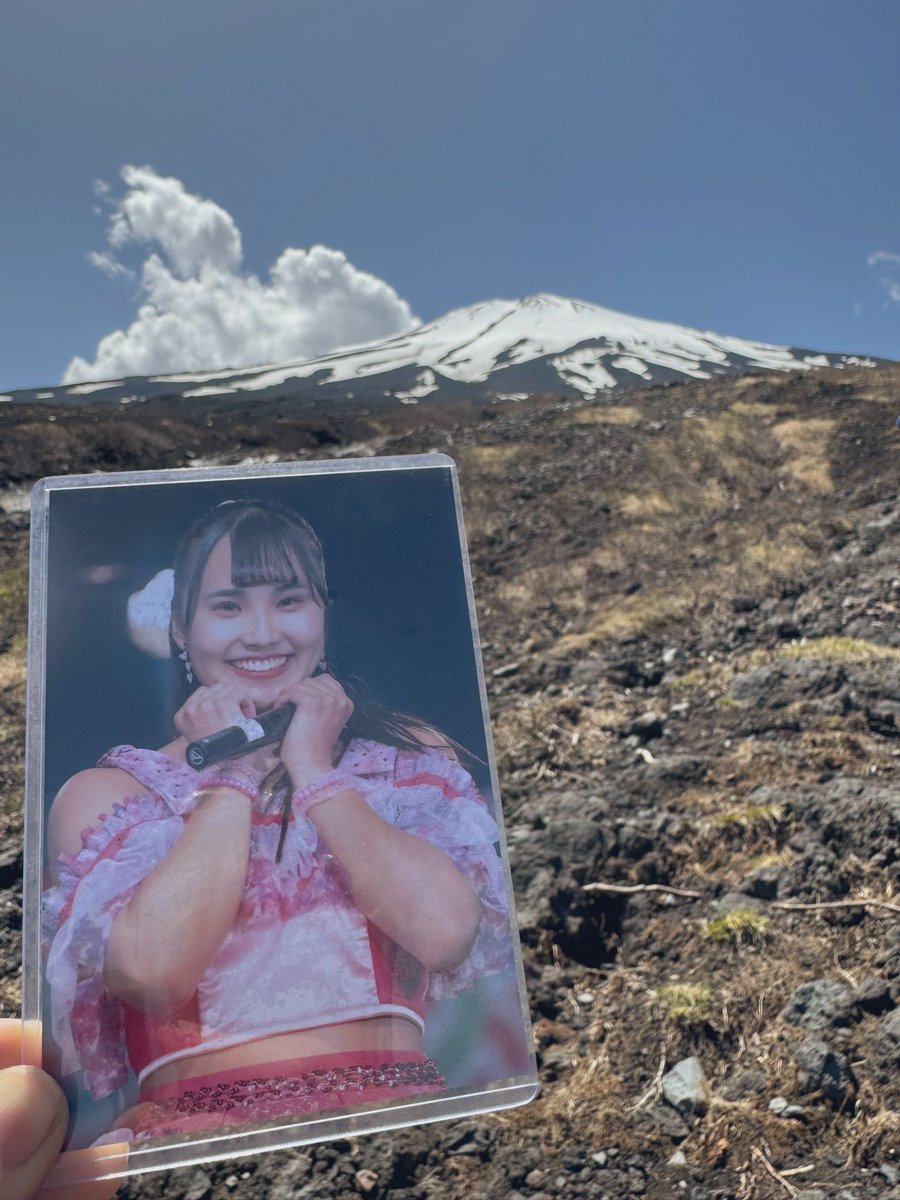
[769,1096,789,1114]
[690,1188,711,1200]
[183,1169,213,1200]
[355,1168,379,1193]
[661,1056,709,1117]
[225,1177,239,1191]
[591,1151,608,1167]
[667,1150,688,1167]
[576,991,595,1005]
[880,1163,899,1185]
[795,1191,827,1200]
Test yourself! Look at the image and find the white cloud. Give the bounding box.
[63,166,419,384]
[867,248,900,305]
[87,250,135,282]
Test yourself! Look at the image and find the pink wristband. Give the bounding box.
[292,769,358,817]
[195,765,260,804]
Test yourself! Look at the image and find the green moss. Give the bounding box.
[703,910,772,944]
[657,982,713,1024]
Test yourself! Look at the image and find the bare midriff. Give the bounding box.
[142,1015,425,1090]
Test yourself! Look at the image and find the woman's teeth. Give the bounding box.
[231,656,288,672]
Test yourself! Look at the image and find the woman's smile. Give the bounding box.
[228,654,294,679]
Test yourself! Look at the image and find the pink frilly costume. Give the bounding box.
[42,739,512,1139]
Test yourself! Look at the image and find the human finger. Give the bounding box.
[276,674,352,713]
[0,1023,123,1199]
[174,685,246,740]
[0,1064,68,1200]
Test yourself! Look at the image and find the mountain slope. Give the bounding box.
[2,294,876,407]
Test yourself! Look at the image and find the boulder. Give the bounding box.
[793,1038,855,1107]
[661,1057,709,1117]
[781,979,857,1031]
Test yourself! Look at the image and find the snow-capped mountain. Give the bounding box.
[3,294,874,407]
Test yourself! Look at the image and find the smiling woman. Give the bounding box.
[39,483,523,1160]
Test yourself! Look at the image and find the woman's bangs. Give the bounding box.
[229,516,302,588]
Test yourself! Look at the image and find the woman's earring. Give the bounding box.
[179,648,194,685]
[316,656,328,675]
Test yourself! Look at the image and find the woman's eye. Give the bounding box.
[213,601,240,613]
[278,594,305,607]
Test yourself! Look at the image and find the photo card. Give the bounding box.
[23,454,537,1185]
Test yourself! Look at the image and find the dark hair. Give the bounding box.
[170,498,460,758]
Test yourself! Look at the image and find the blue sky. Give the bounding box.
[2,0,899,391]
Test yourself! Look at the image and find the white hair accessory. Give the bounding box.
[127,568,175,659]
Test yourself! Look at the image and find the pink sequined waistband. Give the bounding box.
[138,1049,445,1125]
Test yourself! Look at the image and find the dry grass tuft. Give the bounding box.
[730,400,780,418]
[493,693,620,778]
[619,491,677,517]
[684,1099,825,1181]
[846,1103,900,1167]
[772,417,835,493]
[712,803,785,836]
[0,567,28,648]
[656,982,714,1025]
[704,911,772,945]
[742,531,815,572]
[777,635,900,664]
[0,639,27,690]
[572,404,642,425]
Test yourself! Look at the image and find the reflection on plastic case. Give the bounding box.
[23,455,537,1184]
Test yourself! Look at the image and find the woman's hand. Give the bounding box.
[174,684,277,781]
[0,1020,121,1200]
[173,682,258,744]
[274,675,354,788]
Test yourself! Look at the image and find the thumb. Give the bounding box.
[0,1065,68,1200]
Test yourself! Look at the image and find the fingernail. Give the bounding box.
[0,1065,67,1171]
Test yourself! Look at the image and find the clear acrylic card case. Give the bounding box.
[23,455,537,1186]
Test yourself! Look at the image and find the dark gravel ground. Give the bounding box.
[1,361,899,1198]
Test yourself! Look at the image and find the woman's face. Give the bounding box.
[181,535,326,709]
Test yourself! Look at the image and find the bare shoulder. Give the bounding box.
[408,725,460,763]
[48,767,147,867]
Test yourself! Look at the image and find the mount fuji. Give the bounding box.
[3,294,874,407]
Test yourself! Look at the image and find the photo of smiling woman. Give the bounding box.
[40,476,525,1149]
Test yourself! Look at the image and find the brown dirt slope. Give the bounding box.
[1,362,899,1199]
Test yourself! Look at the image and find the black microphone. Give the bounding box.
[185,703,296,770]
